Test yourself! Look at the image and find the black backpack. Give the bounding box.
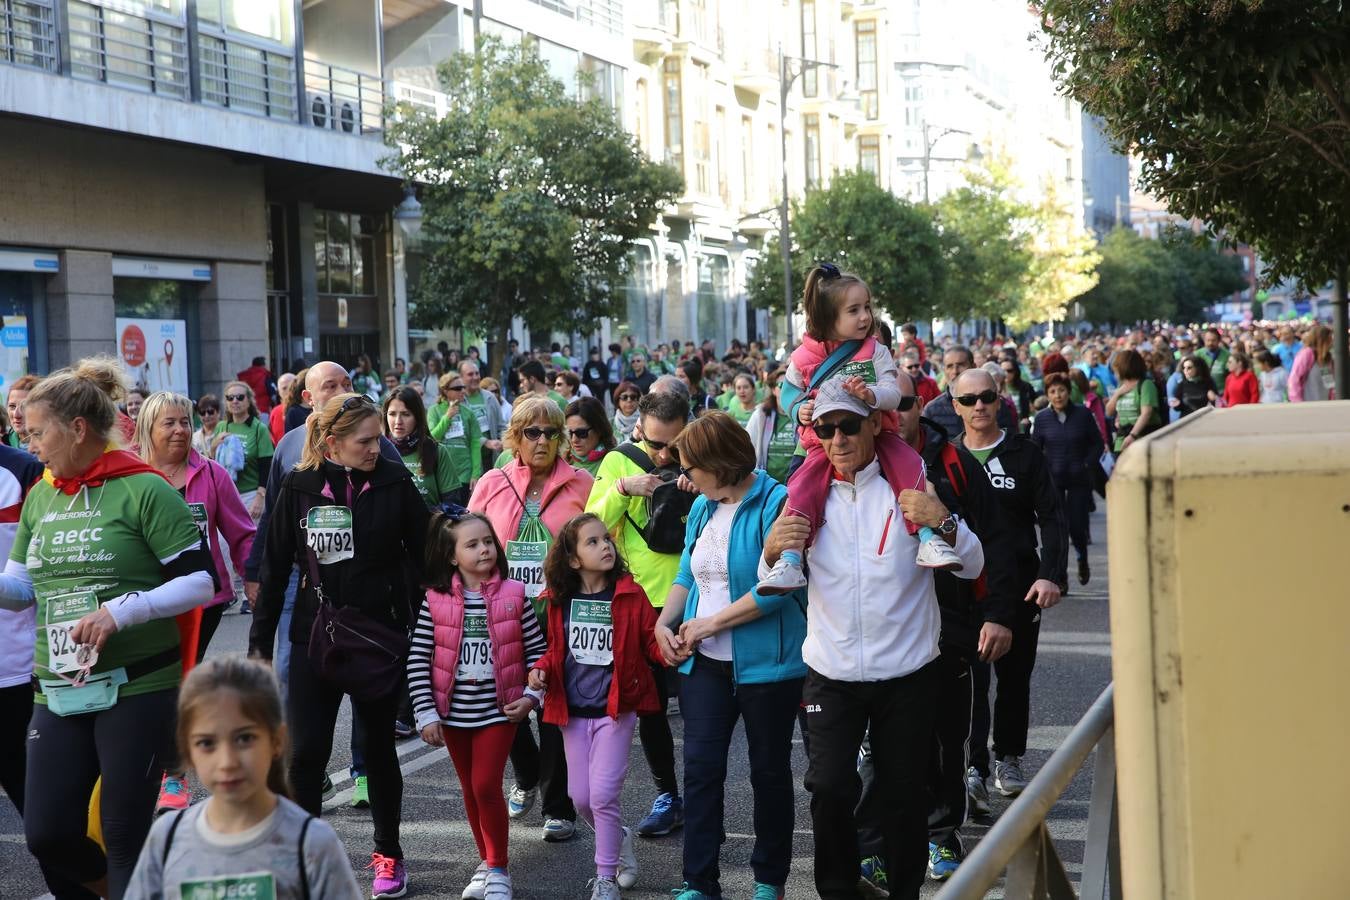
[614,443,696,555]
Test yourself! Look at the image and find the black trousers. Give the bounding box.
[926,651,974,852]
[24,688,177,900]
[195,603,228,663]
[1061,483,1093,561]
[638,662,680,797]
[970,600,1042,776]
[509,718,576,821]
[804,661,939,900]
[287,643,404,858]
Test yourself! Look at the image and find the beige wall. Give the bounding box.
[0,119,266,263]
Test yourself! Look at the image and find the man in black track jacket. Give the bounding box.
[951,367,1068,805]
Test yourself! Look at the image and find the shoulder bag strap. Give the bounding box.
[298,815,315,900]
[162,808,187,865]
[614,443,657,542]
[783,339,865,423]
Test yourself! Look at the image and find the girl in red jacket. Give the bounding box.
[529,513,666,899]
[407,512,545,900]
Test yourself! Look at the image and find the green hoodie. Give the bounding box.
[427,400,483,487]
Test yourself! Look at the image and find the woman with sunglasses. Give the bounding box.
[249,392,429,899]
[428,372,483,507]
[745,369,799,484]
[190,394,224,459]
[554,370,582,403]
[220,379,275,522]
[468,395,595,844]
[564,397,616,476]
[611,381,642,442]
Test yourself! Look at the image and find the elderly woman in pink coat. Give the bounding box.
[468,393,593,842]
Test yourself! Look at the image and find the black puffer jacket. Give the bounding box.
[1030,403,1102,489]
[250,456,429,658]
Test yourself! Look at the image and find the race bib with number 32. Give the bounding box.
[306,506,354,564]
[569,598,614,666]
[44,589,101,675]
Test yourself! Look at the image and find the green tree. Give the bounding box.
[1081,228,1175,327]
[747,171,946,328]
[386,39,682,358]
[1010,184,1101,330]
[1158,227,1250,324]
[1036,0,1350,391]
[932,151,1035,335]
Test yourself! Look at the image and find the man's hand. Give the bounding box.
[977,622,1013,663]
[897,484,949,529]
[621,473,664,498]
[420,724,444,747]
[763,513,809,567]
[528,668,547,692]
[1025,578,1062,609]
[502,697,534,723]
[244,581,260,605]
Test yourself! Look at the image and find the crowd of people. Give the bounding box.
[0,286,1339,900]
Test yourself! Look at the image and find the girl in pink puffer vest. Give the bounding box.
[406,512,546,900]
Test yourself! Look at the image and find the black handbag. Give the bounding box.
[301,505,408,703]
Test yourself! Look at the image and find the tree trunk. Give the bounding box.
[1334,265,1348,401]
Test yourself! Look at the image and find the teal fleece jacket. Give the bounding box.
[673,470,807,684]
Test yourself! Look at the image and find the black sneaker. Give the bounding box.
[1078,557,1090,586]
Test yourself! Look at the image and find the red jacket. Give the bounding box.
[1223,369,1260,407]
[915,373,941,405]
[237,364,275,413]
[533,573,665,726]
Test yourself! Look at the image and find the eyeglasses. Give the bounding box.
[569,427,593,440]
[812,418,864,440]
[199,408,219,416]
[618,393,640,402]
[522,426,561,442]
[444,384,465,393]
[955,390,1000,407]
[331,394,375,428]
[905,363,923,371]
[225,393,248,402]
[897,396,918,412]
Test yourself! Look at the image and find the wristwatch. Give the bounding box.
[936,514,958,537]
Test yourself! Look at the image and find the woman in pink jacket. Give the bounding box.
[135,391,255,811]
[469,394,594,843]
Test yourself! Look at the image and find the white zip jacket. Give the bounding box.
[785,458,984,682]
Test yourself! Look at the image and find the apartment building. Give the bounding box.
[0,0,431,397]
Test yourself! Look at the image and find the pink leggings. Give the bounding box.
[561,712,638,877]
[443,722,517,869]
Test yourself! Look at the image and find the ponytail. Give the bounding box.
[802,263,872,341]
[297,393,378,471]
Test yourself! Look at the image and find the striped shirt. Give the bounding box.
[408,589,547,729]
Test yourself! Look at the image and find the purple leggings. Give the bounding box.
[562,712,639,877]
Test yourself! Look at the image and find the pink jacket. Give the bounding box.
[791,335,900,452]
[183,449,256,608]
[426,574,531,719]
[468,457,594,545]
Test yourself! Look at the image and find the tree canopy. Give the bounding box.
[1082,226,1248,327]
[386,39,682,348]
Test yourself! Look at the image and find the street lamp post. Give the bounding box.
[920,120,974,204]
[778,45,838,347]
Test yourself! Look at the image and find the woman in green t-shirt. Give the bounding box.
[221,380,275,520]
[745,369,799,484]
[0,357,214,898]
[726,372,758,427]
[427,373,483,506]
[1105,349,1161,456]
[563,396,617,476]
[384,386,458,510]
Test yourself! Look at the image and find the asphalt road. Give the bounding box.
[4,507,1112,900]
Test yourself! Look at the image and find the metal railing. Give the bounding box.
[304,58,384,136]
[66,0,188,98]
[390,80,451,120]
[1,0,57,70]
[938,684,1121,900]
[198,30,296,121]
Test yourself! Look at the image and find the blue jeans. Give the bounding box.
[679,655,803,895]
[276,568,299,696]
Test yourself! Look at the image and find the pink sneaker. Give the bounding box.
[156,773,190,812]
[369,852,408,899]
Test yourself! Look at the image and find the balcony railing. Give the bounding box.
[304,58,384,136]
[66,0,188,99]
[199,30,296,122]
[1,0,57,71]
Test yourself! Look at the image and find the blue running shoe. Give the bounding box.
[637,792,683,837]
[671,884,717,900]
[752,883,784,900]
[859,855,888,895]
[928,842,961,881]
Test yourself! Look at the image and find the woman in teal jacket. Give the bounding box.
[654,411,806,900]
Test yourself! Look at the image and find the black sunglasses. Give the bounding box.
[897,395,918,411]
[522,426,561,442]
[225,393,248,402]
[812,417,865,440]
[199,407,219,415]
[331,394,375,428]
[955,390,1000,407]
[569,427,593,440]
[905,363,923,371]
[618,393,640,401]
[444,384,465,393]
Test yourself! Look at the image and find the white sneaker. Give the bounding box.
[588,876,621,900]
[916,537,963,571]
[756,558,807,595]
[462,862,489,899]
[483,870,513,900]
[617,826,639,889]
[994,756,1029,797]
[507,784,536,819]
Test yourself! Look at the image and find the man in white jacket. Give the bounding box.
[762,377,984,900]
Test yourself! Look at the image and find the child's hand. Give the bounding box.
[654,623,686,667]
[420,724,444,747]
[841,375,871,402]
[502,697,534,723]
[797,399,815,425]
[528,668,547,691]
